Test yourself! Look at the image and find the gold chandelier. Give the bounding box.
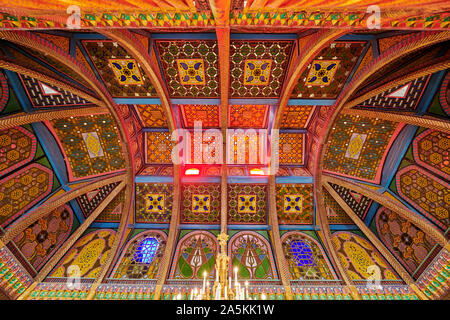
[189,232,258,300]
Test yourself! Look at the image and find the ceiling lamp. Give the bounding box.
[249,168,265,176]
[185,168,200,175]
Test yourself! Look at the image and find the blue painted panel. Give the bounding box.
[228,176,268,184]
[171,98,220,105]
[68,198,85,224]
[288,99,335,106]
[90,222,119,229]
[329,224,359,231]
[3,70,33,112]
[381,125,418,187]
[417,70,446,115]
[181,176,221,183]
[31,122,68,185]
[135,176,174,183]
[113,98,161,104]
[275,176,313,184]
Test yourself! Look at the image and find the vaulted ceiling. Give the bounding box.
[0,0,449,301]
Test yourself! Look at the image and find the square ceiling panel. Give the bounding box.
[291,41,366,99]
[82,40,158,98]
[179,104,220,128]
[228,104,269,128]
[230,40,294,98]
[278,132,305,165]
[134,104,168,128]
[280,105,316,129]
[145,131,174,164]
[155,40,219,98]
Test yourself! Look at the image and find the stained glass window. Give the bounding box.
[290,240,316,267]
[113,232,166,280]
[282,232,335,280]
[134,238,159,264]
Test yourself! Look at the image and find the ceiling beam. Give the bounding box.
[268,175,293,299]
[344,59,450,109]
[0,107,108,130]
[322,181,429,300]
[0,59,105,107]
[32,181,126,284]
[274,29,347,130]
[341,108,450,133]
[323,174,448,249]
[0,173,126,246]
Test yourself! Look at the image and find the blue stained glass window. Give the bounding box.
[134,237,159,264]
[290,240,317,267]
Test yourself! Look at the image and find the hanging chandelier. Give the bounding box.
[187,232,267,300]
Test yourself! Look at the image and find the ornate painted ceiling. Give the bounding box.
[0,0,449,302]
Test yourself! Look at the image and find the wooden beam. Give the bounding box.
[322,181,429,300]
[268,176,293,299]
[343,59,450,110]
[34,181,126,282]
[154,164,181,300]
[0,107,108,130]
[216,25,230,233]
[323,174,448,248]
[97,29,176,133]
[94,29,181,300]
[0,60,105,107]
[86,182,132,300]
[0,173,126,244]
[342,108,450,133]
[274,29,348,130]
[315,184,361,299]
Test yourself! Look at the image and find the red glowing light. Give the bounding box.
[250,168,265,175]
[185,168,200,175]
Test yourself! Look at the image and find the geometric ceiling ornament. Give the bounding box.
[0,126,37,178]
[356,75,429,111]
[329,183,373,221]
[439,71,450,116]
[279,133,305,165]
[292,42,366,99]
[176,59,206,85]
[396,165,449,231]
[243,59,272,85]
[332,231,400,281]
[230,40,293,98]
[323,188,353,224]
[108,59,144,85]
[345,133,367,160]
[228,184,267,224]
[135,105,168,128]
[155,40,219,98]
[94,189,125,222]
[386,83,410,98]
[82,40,157,98]
[280,105,315,129]
[50,114,125,180]
[375,206,439,279]
[324,114,399,182]
[228,105,269,128]
[39,82,60,95]
[0,163,53,228]
[180,104,220,128]
[276,184,313,224]
[306,60,340,86]
[19,74,91,108]
[77,182,120,218]
[413,129,450,181]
